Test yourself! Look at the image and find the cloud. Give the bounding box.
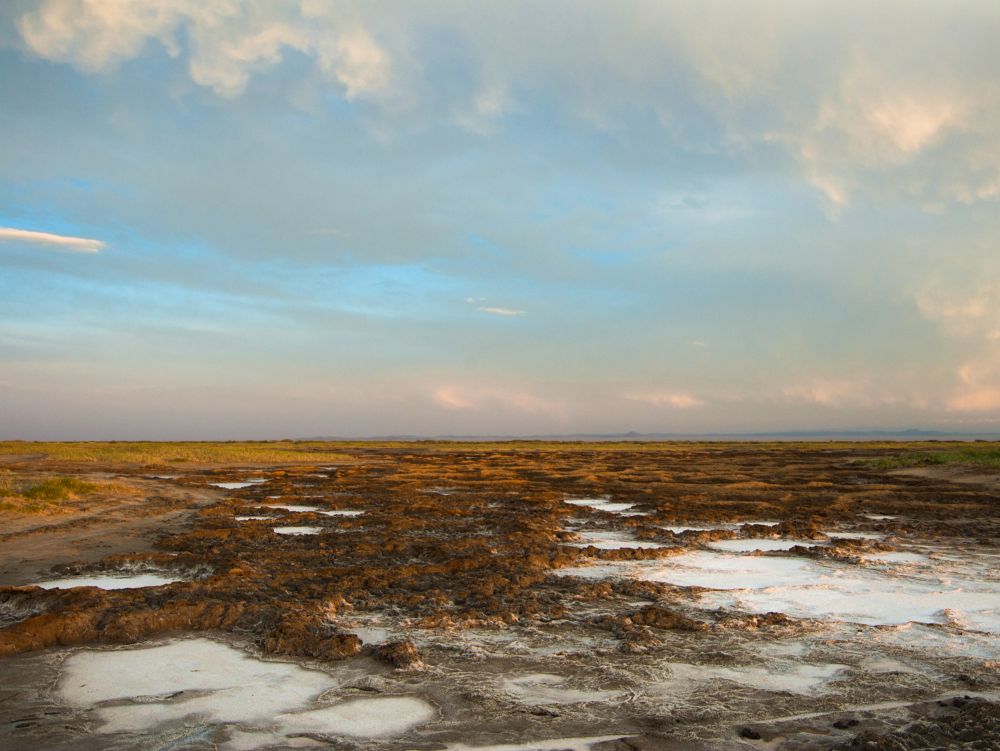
[782,379,870,408]
[918,276,1000,412]
[947,358,1000,412]
[14,2,1000,214]
[624,391,704,409]
[478,306,525,317]
[0,226,105,253]
[430,385,563,416]
[16,0,391,99]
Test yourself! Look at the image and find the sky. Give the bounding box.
[1,0,999,439]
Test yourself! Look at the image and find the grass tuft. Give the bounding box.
[0,476,100,512]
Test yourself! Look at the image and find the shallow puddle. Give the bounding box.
[212,480,267,490]
[261,504,321,513]
[36,574,182,589]
[564,498,636,514]
[235,515,271,521]
[55,638,434,749]
[319,509,364,517]
[273,526,323,536]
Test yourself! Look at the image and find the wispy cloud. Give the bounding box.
[478,306,525,317]
[0,227,105,253]
[430,385,562,416]
[624,391,705,409]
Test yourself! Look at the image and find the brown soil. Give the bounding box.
[0,443,997,750]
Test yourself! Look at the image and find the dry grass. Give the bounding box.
[0,441,355,465]
[0,476,101,513]
[2,439,990,469]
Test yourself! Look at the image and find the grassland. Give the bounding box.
[0,441,356,465]
[0,438,932,465]
[868,444,1000,469]
[3,439,999,469]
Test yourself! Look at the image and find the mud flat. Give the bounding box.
[0,442,998,750]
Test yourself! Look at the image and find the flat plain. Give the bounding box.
[0,441,998,750]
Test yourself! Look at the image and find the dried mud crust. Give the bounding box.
[832,696,999,750]
[0,444,997,664]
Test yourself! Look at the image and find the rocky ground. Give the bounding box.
[0,443,997,750]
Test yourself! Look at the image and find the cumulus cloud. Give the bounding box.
[17,1,1000,211]
[17,0,391,98]
[0,226,105,253]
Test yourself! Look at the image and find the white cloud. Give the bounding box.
[624,391,704,409]
[430,385,562,416]
[478,306,525,317]
[0,226,105,253]
[17,0,391,99]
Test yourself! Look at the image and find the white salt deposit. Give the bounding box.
[262,504,320,513]
[274,526,323,536]
[698,567,1000,631]
[56,639,434,749]
[864,514,898,521]
[351,626,393,645]
[36,574,181,589]
[567,547,1000,631]
[662,521,778,533]
[267,697,435,738]
[501,673,624,705]
[662,524,724,533]
[861,551,931,564]
[555,563,632,580]
[235,515,271,521]
[212,480,267,490]
[872,623,1000,660]
[569,530,667,550]
[319,509,364,517]
[827,531,885,540]
[564,498,636,514]
[708,538,820,552]
[637,551,821,589]
[445,736,623,751]
[658,660,846,695]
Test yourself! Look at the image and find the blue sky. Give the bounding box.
[1,0,999,439]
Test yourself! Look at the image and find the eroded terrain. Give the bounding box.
[0,443,998,750]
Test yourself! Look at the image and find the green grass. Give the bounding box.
[869,445,1000,469]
